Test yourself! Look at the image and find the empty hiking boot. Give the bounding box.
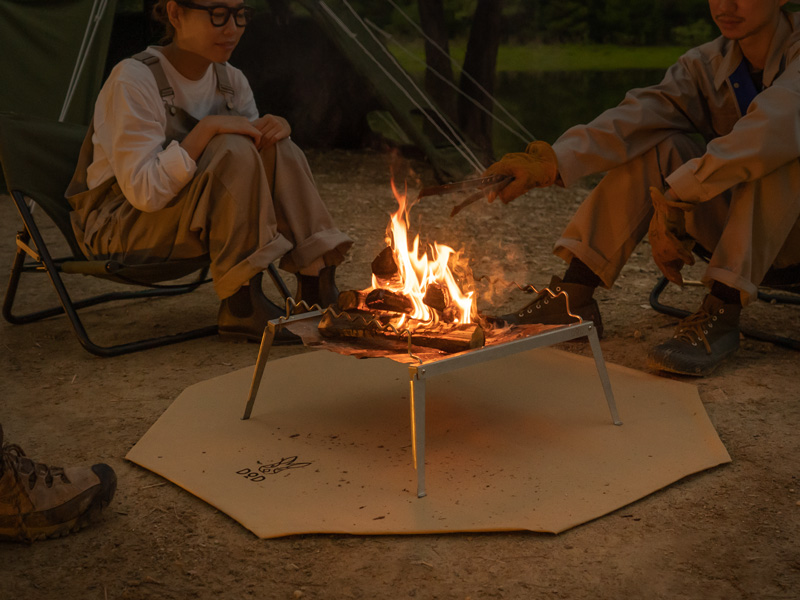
[295,265,340,310]
[500,275,604,337]
[218,274,301,345]
[0,424,117,542]
[648,294,741,376]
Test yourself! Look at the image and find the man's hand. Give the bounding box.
[481,140,558,204]
[252,114,291,149]
[648,186,695,285]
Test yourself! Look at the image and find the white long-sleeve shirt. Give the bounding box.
[86,46,259,212]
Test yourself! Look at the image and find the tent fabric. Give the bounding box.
[0,0,472,180]
[0,0,118,125]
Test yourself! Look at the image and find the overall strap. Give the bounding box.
[133,51,236,113]
[213,62,236,110]
[729,58,760,116]
[133,51,177,114]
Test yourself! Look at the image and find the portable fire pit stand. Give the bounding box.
[242,311,622,498]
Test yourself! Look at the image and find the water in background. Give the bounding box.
[492,69,668,155]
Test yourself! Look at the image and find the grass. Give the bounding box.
[388,40,689,73]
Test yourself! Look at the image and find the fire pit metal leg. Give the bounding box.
[242,324,276,420]
[243,316,620,497]
[242,310,323,420]
[409,371,427,498]
[586,325,622,426]
[403,320,620,498]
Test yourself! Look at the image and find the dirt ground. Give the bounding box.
[2,148,799,599]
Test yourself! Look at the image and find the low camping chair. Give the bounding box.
[649,246,800,350]
[0,111,292,357]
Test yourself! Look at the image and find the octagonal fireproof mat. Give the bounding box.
[126,347,730,538]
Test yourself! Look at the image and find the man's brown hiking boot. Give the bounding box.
[500,275,604,337]
[0,425,117,542]
[649,294,741,376]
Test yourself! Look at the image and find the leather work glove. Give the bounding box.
[482,140,558,204]
[648,186,696,286]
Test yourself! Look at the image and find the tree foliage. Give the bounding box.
[345,0,714,46]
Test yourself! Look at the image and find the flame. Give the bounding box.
[370,179,475,328]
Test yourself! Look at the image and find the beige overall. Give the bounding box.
[66,53,352,300]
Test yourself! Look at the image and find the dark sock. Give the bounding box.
[711,281,742,306]
[297,274,321,306]
[563,258,602,288]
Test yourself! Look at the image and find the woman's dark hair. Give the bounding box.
[151,0,176,42]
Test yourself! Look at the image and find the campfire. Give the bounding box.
[319,179,492,353]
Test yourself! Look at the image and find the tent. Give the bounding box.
[0,0,117,125]
[0,0,477,180]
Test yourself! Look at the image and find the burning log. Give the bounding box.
[422,283,449,313]
[337,290,367,312]
[317,310,381,339]
[318,311,485,353]
[365,288,414,314]
[402,323,485,352]
[371,246,399,283]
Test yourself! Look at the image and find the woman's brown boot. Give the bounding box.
[218,273,301,344]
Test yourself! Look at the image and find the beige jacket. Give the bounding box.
[553,11,800,205]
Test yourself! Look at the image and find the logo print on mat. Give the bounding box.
[237,456,312,482]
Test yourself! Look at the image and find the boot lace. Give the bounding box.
[673,308,717,354]
[2,442,70,490]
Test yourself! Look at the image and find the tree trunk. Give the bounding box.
[458,0,503,160]
[418,0,458,143]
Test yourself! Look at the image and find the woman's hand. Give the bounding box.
[181,115,263,161]
[251,114,291,149]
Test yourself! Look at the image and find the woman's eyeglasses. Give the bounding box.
[174,1,254,27]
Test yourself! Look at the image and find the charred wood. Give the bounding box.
[365,288,414,314]
[337,290,367,312]
[318,311,484,353]
[422,283,450,312]
[409,323,485,352]
[371,247,399,281]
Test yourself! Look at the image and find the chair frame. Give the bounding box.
[4,192,292,357]
[4,189,219,356]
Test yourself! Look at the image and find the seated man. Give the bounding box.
[484,0,800,376]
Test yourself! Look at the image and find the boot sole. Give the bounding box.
[648,347,738,377]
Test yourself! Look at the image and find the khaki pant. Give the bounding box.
[70,135,352,299]
[554,133,800,305]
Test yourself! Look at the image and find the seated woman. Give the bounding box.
[66,0,352,343]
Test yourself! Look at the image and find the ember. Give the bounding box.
[320,179,489,352]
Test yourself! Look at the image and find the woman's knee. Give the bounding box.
[197,133,262,173]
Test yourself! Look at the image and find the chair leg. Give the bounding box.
[648,276,691,320]
[649,275,800,351]
[266,263,292,302]
[5,202,218,357]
